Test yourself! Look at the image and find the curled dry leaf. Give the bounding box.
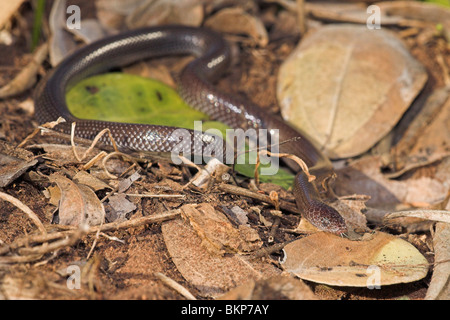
[425,222,450,300]
[161,218,280,298]
[335,155,448,222]
[384,209,450,224]
[205,7,269,46]
[277,25,427,158]
[0,141,37,188]
[394,86,450,171]
[281,231,428,287]
[73,171,112,192]
[48,174,105,227]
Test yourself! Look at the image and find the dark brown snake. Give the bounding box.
[34,26,347,235]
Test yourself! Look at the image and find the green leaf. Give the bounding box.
[67,73,209,129]
[421,0,450,7]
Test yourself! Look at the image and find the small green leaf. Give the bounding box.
[421,0,450,7]
[67,73,208,129]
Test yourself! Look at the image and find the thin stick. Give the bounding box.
[155,272,197,300]
[0,191,47,235]
[0,210,181,256]
[124,193,186,199]
[18,117,66,148]
[217,184,299,214]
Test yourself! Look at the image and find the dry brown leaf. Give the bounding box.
[126,0,204,28]
[217,275,317,300]
[27,144,102,166]
[281,231,429,287]
[181,203,262,255]
[106,193,137,222]
[408,89,450,162]
[278,24,427,158]
[425,222,450,300]
[384,209,450,224]
[394,87,450,171]
[49,174,105,227]
[161,219,280,298]
[335,155,448,212]
[205,7,268,46]
[376,1,450,38]
[96,0,144,30]
[73,171,112,192]
[0,152,37,188]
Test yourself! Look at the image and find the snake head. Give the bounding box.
[306,200,348,235]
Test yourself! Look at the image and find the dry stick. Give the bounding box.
[18,117,67,148]
[124,193,186,199]
[18,228,85,256]
[217,184,300,214]
[0,210,181,257]
[155,272,197,300]
[0,191,47,235]
[296,0,307,35]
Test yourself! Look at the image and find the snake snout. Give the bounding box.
[306,200,347,235]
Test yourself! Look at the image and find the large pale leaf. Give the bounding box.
[281,232,429,287]
[277,25,427,158]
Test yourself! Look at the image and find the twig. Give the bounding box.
[18,117,67,148]
[296,0,307,35]
[217,184,299,214]
[0,191,47,235]
[18,228,85,256]
[155,272,197,300]
[0,210,181,257]
[124,193,185,199]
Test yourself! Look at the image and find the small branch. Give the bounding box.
[217,184,299,214]
[0,191,47,235]
[155,272,197,300]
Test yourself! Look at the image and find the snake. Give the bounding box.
[34,26,347,235]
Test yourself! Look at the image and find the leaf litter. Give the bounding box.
[0,0,449,300]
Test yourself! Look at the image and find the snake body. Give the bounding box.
[34,26,347,235]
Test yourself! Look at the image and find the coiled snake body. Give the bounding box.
[34,26,347,235]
